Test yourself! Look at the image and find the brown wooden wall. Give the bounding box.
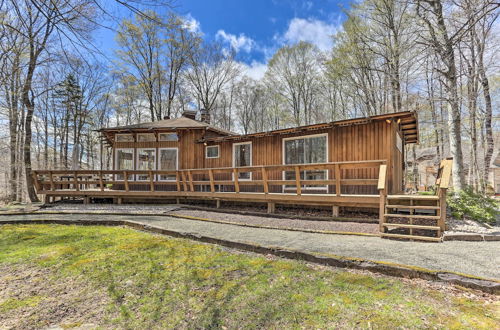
[203,120,403,194]
[109,120,406,194]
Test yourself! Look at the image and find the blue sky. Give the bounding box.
[95,0,351,79]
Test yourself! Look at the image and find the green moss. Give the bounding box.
[0,296,43,312]
[0,224,498,328]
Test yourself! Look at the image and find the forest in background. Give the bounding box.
[0,0,498,202]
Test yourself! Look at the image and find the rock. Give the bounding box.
[443,234,483,241]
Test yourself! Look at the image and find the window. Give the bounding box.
[159,133,179,141]
[233,142,252,180]
[206,145,219,158]
[283,134,328,190]
[158,148,178,181]
[136,149,156,180]
[115,134,133,142]
[137,133,156,142]
[115,148,134,180]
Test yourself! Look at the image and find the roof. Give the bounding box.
[202,111,418,144]
[99,116,235,136]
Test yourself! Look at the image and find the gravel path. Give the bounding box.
[170,209,379,234]
[1,213,499,280]
[36,203,378,234]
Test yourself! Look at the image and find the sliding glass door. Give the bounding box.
[158,148,178,181]
[283,134,327,191]
[136,148,156,180]
[115,148,134,181]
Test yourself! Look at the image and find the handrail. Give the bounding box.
[437,158,453,190]
[33,160,387,196]
[377,164,387,191]
[33,159,386,175]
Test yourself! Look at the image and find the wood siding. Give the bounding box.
[108,120,405,194]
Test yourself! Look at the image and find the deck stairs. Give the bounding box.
[378,159,452,242]
[380,194,443,242]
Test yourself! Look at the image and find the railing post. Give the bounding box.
[335,164,341,196]
[181,171,188,191]
[187,170,194,192]
[377,164,388,233]
[261,167,269,194]
[294,166,302,195]
[233,168,240,193]
[438,188,447,233]
[99,171,104,191]
[208,169,215,193]
[124,171,129,192]
[149,170,155,192]
[73,171,79,191]
[175,172,181,192]
[49,171,55,191]
[32,171,41,192]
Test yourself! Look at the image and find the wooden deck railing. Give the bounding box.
[33,160,387,197]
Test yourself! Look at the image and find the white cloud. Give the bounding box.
[240,60,268,80]
[182,13,202,34]
[281,17,341,51]
[216,30,255,53]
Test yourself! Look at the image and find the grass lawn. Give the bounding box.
[0,224,498,329]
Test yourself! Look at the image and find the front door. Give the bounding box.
[233,142,252,180]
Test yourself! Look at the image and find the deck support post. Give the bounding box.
[332,206,339,217]
[84,196,90,205]
[176,198,180,205]
[117,197,123,204]
[267,202,275,214]
[216,199,221,209]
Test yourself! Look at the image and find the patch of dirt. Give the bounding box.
[170,209,379,234]
[0,264,111,329]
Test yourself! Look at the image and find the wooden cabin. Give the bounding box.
[98,110,418,196]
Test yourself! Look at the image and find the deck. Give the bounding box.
[33,159,452,241]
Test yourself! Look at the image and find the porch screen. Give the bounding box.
[116,149,134,180]
[137,149,156,180]
[234,143,251,179]
[284,135,327,190]
[159,149,177,181]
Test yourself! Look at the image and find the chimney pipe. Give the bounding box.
[182,110,197,120]
[200,108,210,124]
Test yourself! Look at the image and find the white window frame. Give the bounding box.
[232,141,252,181]
[115,134,133,142]
[158,147,179,181]
[205,145,220,159]
[136,148,156,181]
[114,148,135,181]
[282,133,329,192]
[158,132,179,142]
[137,133,156,142]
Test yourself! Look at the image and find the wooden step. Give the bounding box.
[383,223,440,230]
[384,214,440,220]
[387,195,439,201]
[381,232,442,242]
[386,205,440,210]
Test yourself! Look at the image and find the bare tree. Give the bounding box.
[185,42,240,119]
